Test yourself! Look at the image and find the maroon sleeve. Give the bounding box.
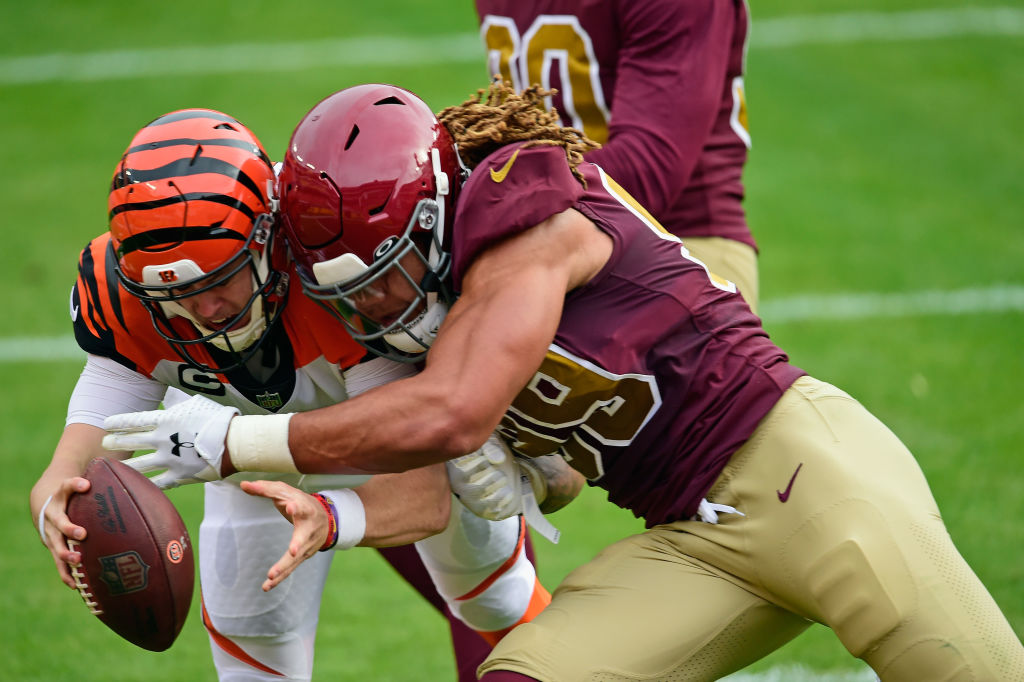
[584,0,735,216]
[451,144,584,287]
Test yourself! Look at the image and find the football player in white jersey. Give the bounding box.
[30,109,561,681]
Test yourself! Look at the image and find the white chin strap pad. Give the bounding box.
[384,299,448,353]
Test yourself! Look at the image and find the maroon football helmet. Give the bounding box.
[279,84,464,361]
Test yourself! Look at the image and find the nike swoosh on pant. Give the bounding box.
[776,462,803,502]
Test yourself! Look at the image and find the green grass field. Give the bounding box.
[2,1,1021,679]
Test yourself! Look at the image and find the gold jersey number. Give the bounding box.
[481,15,612,144]
[501,345,661,481]
[481,14,752,150]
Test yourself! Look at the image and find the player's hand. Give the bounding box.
[36,476,91,589]
[101,394,239,489]
[446,434,550,520]
[239,480,328,592]
[447,434,566,543]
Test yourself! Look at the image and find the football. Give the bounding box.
[66,457,194,652]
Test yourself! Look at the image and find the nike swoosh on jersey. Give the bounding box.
[776,462,803,502]
[71,304,80,322]
[489,148,520,183]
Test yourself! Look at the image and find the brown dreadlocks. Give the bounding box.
[438,79,600,186]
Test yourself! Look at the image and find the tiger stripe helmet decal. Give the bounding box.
[109,109,272,283]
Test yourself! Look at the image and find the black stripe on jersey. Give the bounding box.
[79,241,108,334]
[125,137,272,168]
[73,240,137,372]
[115,224,246,257]
[104,238,127,330]
[111,156,264,200]
[146,110,239,127]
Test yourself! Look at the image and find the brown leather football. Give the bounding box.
[66,457,195,651]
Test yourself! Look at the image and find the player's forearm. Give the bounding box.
[225,309,540,476]
[290,383,479,474]
[590,6,727,217]
[355,465,451,547]
[221,375,488,478]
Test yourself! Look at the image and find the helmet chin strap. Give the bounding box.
[427,147,449,272]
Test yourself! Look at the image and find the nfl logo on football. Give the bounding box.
[99,551,150,595]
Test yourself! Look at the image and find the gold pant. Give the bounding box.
[480,377,1024,681]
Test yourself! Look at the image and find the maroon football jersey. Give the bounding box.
[452,144,802,525]
[476,0,754,248]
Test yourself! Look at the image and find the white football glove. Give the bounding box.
[102,394,239,489]
[447,434,560,543]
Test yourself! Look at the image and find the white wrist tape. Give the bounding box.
[226,413,299,473]
[38,494,54,543]
[319,488,366,550]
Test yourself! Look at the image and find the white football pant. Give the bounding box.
[200,482,538,680]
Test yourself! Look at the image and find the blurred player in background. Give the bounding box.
[476,0,759,311]
[29,109,557,681]
[113,83,1024,680]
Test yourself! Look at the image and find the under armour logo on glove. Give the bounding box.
[102,394,240,489]
[169,433,196,457]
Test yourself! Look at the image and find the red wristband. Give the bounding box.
[313,493,339,551]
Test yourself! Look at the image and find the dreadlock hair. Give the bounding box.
[438,79,600,186]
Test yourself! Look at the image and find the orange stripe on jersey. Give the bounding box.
[201,600,285,677]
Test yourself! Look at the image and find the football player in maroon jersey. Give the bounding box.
[476,0,759,311]
[104,83,1024,680]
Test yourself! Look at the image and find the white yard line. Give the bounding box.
[0,34,485,85]
[0,334,85,362]
[750,6,1024,48]
[2,284,1021,363]
[1,7,1022,85]
[759,284,1024,323]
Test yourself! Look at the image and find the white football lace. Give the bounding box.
[691,499,745,525]
[66,538,103,615]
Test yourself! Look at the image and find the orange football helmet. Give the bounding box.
[108,109,286,372]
